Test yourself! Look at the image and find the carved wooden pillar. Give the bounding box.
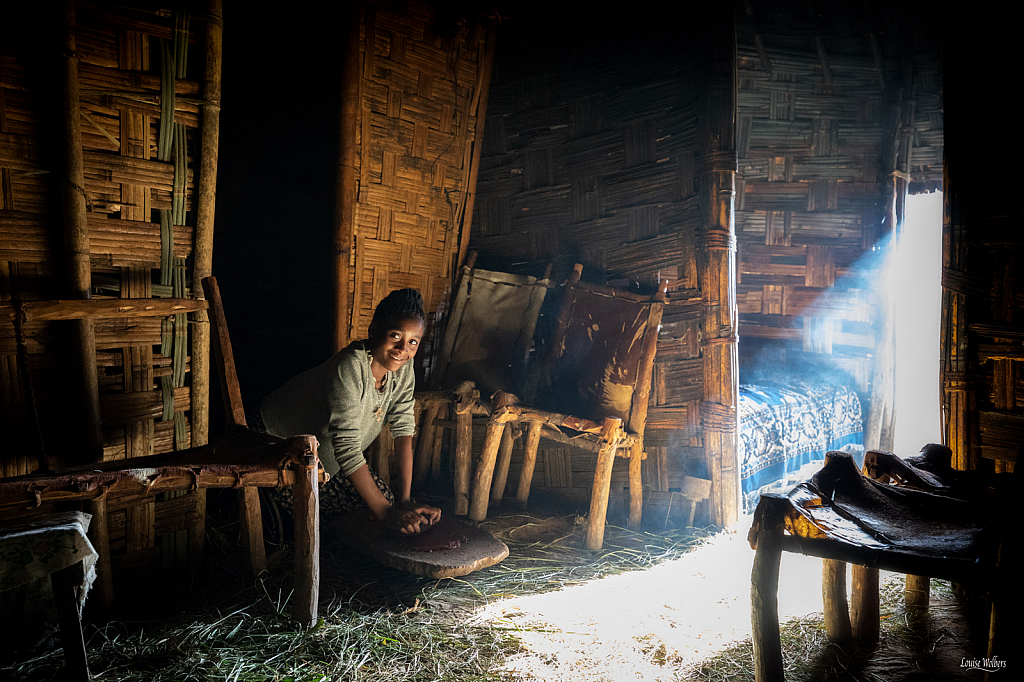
[698,5,739,528]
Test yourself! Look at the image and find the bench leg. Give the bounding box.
[413,402,440,487]
[454,409,473,515]
[515,421,542,508]
[628,445,643,530]
[238,487,267,578]
[84,496,113,609]
[51,560,91,681]
[751,511,784,682]
[291,453,320,628]
[469,419,506,521]
[585,442,618,550]
[822,559,852,643]
[490,423,515,508]
[851,565,879,645]
[905,575,930,607]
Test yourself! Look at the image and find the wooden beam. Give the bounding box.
[0,297,207,322]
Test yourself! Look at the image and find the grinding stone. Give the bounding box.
[326,510,509,578]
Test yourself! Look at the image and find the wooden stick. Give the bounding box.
[905,574,930,607]
[750,504,785,682]
[50,561,91,681]
[822,559,852,643]
[585,418,622,550]
[490,423,515,507]
[628,444,643,530]
[429,403,445,480]
[454,17,498,274]
[237,486,267,578]
[333,0,361,353]
[469,417,508,521]
[850,565,880,645]
[453,407,472,515]
[515,420,542,507]
[84,496,114,609]
[201,276,246,428]
[291,447,320,628]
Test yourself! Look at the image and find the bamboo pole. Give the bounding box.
[333,0,362,353]
[59,0,103,463]
[192,0,222,449]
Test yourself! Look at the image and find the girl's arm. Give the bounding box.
[348,463,427,534]
[393,435,441,525]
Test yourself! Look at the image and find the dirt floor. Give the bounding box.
[0,488,1007,681]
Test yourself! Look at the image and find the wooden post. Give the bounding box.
[822,558,852,643]
[453,407,472,515]
[516,421,543,507]
[585,418,622,550]
[333,0,362,353]
[84,496,113,609]
[698,4,739,528]
[469,417,507,520]
[750,501,785,682]
[59,0,103,463]
[490,423,515,507]
[413,400,440,486]
[191,0,224,450]
[237,486,267,578]
[850,564,880,645]
[51,561,91,682]
[905,574,930,607]
[291,446,320,627]
[628,445,643,530]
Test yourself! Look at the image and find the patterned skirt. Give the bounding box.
[249,407,394,521]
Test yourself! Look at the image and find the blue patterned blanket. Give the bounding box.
[739,379,864,513]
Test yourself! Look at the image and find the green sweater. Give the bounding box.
[259,341,416,478]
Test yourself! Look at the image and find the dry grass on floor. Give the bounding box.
[1,499,988,682]
[1,499,714,682]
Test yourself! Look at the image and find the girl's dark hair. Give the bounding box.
[368,288,425,338]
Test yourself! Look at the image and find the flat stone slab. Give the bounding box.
[327,510,509,579]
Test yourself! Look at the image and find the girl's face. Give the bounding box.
[369,317,424,373]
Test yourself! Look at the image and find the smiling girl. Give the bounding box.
[260,288,441,534]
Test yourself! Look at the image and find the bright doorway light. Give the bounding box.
[892,191,943,457]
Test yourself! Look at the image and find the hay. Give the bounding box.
[0,503,713,681]
[683,575,965,682]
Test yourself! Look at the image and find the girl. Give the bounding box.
[260,289,441,534]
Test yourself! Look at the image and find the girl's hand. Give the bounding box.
[398,499,441,527]
[383,506,429,535]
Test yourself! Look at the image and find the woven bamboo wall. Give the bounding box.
[342,0,495,359]
[943,34,1018,475]
[467,11,713,522]
[735,2,943,404]
[1,1,211,576]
